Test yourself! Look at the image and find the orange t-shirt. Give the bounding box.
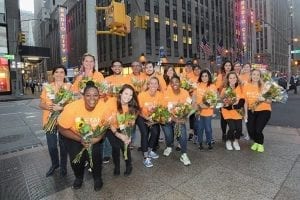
[71,71,104,93]
[163,88,191,108]
[57,99,107,136]
[220,86,245,120]
[243,83,272,112]
[105,74,129,86]
[40,82,72,126]
[181,70,197,80]
[215,74,225,92]
[194,83,217,117]
[138,90,164,118]
[239,73,250,85]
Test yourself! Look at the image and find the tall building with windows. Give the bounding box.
[236,0,292,72]
[97,0,235,72]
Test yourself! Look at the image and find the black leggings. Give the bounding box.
[220,111,228,135]
[106,129,132,170]
[247,110,271,145]
[63,137,102,181]
[226,119,242,141]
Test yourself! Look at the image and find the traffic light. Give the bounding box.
[254,21,262,32]
[18,32,26,44]
[133,16,147,29]
[141,16,147,29]
[134,16,141,28]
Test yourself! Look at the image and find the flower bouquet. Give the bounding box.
[169,103,194,138]
[97,81,110,94]
[180,78,196,91]
[202,90,219,108]
[79,77,94,93]
[221,87,244,117]
[73,117,110,168]
[261,71,272,82]
[108,84,123,97]
[117,113,137,160]
[147,105,171,126]
[43,86,74,133]
[250,81,288,112]
[131,77,146,93]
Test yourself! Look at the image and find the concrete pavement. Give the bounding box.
[0,99,300,199]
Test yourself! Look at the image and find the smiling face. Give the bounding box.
[145,63,154,75]
[148,77,159,93]
[234,63,241,74]
[251,70,261,83]
[170,77,180,92]
[53,68,66,82]
[224,62,232,73]
[131,61,141,75]
[228,73,238,86]
[201,72,209,83]
[167,67,175,78]
[83,87,99,111]
[82,55,95,72]
[242,64,251,73]
[120,88,133,104]
[112,61,123,75]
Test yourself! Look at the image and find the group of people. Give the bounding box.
[39,53,272,191]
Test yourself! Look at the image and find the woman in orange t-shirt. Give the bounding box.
[105,84,139,176]
[243,69,272,153]
[193,69,216,150]
[161,75,192,166]
[215,61,234,141]
[71,53,104,95]
[239,63,251,85]
[137,77,164,168]
[58,81,107,191]
[220,72,245,151]
[39,65,71,178]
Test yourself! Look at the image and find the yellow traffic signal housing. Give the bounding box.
[134,16,141,28]
[18,32,26,43]
[141,16,147,29]
[105,1,126,29]
[125,15,131,33]
[255,21,262,32]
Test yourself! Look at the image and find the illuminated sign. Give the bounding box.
[59,7,68,67]
[0,58,11,93]
[240,0,247,52]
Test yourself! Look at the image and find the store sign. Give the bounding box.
[291,50,300,54]
[2,54,14,60]
[59,7,68,67]
[240,0,247,52]
[0,57,11,92]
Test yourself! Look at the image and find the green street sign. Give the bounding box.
[2,54,15,60]
[291,50,300,54]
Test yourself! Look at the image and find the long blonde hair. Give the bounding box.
[249,69,263,90]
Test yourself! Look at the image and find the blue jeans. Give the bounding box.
[46,130,67,169]
[161,122,187,153]
[194,115,212,144]
[102,137,112,158]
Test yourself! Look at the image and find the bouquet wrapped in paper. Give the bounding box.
[169,103,195,138]
[131,77,146,93]
[43,85,74,133]
[147,105,171,125]
[116,113,137,160]
[250,81,288,112]
[73,117,110,168]
[180,78,197,91]
[202,90,219,107]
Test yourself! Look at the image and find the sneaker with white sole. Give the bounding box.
[232,140,240,150]
[226,140,233,150]
[180,153,191,166]
[143,158,153,168]
[148,151,159,159]
[163,147,172,156]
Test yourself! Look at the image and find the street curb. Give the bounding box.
[0,97,37,102]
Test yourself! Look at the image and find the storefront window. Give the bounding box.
[0,58,10,92]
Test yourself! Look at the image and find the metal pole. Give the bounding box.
[287,44,291,90]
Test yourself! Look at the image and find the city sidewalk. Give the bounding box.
[0,89,41,102]
[0,119,299,200]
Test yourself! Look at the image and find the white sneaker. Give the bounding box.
[143,158,153,168]
[148,151,159,159]
[226,140,233,150]
[180,153,191,166]
[232,140,240,150]
[163,147,172,157]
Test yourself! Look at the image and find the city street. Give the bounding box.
[0,95,300,200]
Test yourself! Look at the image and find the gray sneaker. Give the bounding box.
[148,151,159,159]
[143,158,153,168]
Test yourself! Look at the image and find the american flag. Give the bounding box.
[199,37,212,56]
[216,40,226,56]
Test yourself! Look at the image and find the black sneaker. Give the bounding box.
[94,179,103,191]
[199,143,204,151]
[103,157,110,164]
[60,168,67,177]
[72,178,83,190]
[222,134,226,142]
[188,133,193,141]
[208,143,213,150]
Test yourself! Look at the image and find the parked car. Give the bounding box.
[272,77,287,89]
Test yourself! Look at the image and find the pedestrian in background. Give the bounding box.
[39,65,70,177]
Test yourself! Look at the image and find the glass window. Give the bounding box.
[154,0,159,15]
[173,9,177,20]
[0,26,8,54]
[145,0,150,12]
[165,6,170,18]
[155,22,160,46]
[173,34,178,41]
